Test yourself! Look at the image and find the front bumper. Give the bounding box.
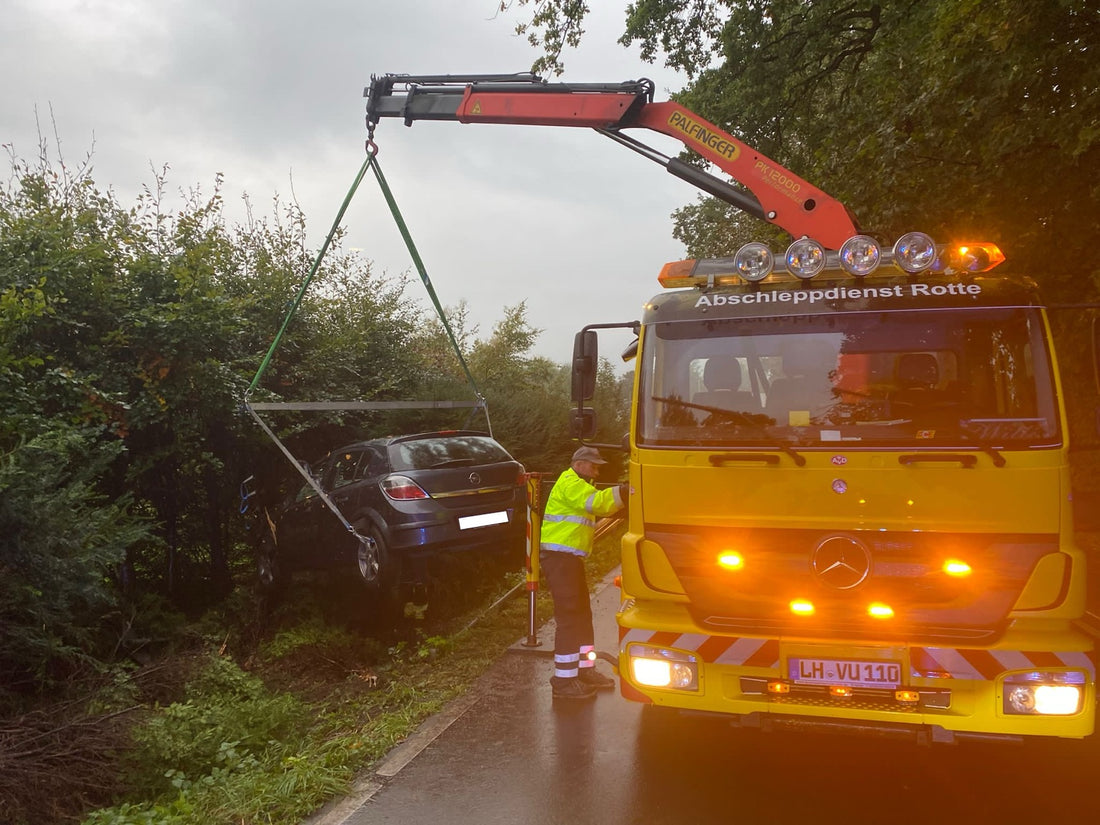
[617,599,1096,742]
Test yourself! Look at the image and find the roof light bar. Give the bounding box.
[656,233,1005,288]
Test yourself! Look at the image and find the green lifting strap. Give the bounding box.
[242,145,489,547]
[245,147,483,404]
[245,155,369,398]
[367,154,482,396]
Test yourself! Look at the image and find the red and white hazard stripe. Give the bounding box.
[910,646,1095,681]
[620,628,1095,680]
[619,628,779,669]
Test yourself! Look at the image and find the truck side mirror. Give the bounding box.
[570,408,598,440]
[572,330,598,403]
[621,337,639,362]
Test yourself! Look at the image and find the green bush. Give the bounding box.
[123,654,307,797]
[0,425,149,702]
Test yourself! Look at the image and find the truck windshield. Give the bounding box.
[636,307,1060,449]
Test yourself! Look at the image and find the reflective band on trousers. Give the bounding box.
[555,652,580,678]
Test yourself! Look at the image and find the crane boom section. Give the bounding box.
[365,74,858,248]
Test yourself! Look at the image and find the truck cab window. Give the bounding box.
[637,307,1058,449]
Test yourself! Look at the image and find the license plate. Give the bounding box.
[458,511,508,530]
[789,658,902,688]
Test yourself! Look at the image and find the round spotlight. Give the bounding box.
[734,242,774,282]
[892,232,937,273]
[785,238,826,280]
[839,235,881,277]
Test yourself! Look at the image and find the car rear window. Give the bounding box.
[389,435,514,471]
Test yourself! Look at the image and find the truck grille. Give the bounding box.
[648,526,1059,644]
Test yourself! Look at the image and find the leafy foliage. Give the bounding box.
[84,653,347,825]
[1,135,621,704]
[0,427,148,693]
[122,654,308,796]
[511,0,1100,444]
[511,1,1100,302]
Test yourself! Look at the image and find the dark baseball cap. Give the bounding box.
[572,446,607,464]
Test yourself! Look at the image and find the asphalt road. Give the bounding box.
[307,574,1100,825]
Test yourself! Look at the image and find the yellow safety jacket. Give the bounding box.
[540,468,624,557]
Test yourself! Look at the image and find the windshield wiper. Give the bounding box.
[651,395,806,466]
[957,425,1007,467]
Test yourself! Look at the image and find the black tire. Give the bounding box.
[355,529,384,590]
[357,524,405,628]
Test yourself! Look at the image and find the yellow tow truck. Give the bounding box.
[365,73,1095,742]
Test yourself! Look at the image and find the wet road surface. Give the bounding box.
[313,577,1100,825]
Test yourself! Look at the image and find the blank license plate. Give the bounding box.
[790,658,901,688]
[458,511,508,530]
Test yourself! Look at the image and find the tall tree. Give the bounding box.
[511,0,1100,302]
[0,145,433,695]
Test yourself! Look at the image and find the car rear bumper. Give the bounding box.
[384,506,525,556]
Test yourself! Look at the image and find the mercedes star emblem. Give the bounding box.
[811,535,872,590]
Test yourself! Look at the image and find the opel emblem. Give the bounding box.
[811,535,871,590]
[468,472,481,486]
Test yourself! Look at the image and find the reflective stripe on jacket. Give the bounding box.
[540,468,623,557]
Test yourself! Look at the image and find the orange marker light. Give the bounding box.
[830,686,853,698]
[790,599,816,616]
[945,242,1005,273]
[658,259,698,288]
[767,681,791,694]
[867,602,895,619]
[718,551,745,571]
[943,559,972,577]
[895,689,920,704]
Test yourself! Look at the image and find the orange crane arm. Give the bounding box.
[366,73,859,249]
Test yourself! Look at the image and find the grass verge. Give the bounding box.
[65,523,624,825]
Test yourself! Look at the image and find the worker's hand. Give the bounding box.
[618,482,630,503]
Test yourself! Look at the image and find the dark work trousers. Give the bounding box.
[540,549,594,679]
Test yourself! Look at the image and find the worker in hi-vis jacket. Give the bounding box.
[540,445,627,701]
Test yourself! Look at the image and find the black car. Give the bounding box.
[256,431,527,613]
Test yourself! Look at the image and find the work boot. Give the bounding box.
[579,667,616,690]
[551,676,597,701]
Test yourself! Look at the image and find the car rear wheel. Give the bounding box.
[356,524,405,627]
[356,530,383,587]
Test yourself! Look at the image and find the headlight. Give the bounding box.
[627,644,699,691]
[1003,671,1086,716]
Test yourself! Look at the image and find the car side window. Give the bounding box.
[360,448,387,479]
[329,451,364,489]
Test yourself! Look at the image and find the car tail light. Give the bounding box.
[380,475,429,501]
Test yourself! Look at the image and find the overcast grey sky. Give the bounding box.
[2,0,693,366]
